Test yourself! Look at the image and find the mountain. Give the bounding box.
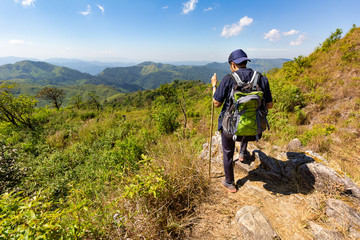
[45,58,137,75]
[0,60,94,86]
[0,58,290,93]
[91,59,290,91]
[0,56,37,65]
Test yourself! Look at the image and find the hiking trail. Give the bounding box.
[188,132,360,240]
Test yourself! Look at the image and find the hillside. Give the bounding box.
[0,59,289,96]
[266,25,360,184]
[91,59,289,91]
[0,60,94,86]
[0,27,359,239]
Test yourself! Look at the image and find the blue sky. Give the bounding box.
[1,0,359,63]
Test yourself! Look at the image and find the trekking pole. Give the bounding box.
[209,93,215,178]
[209,102,214,178]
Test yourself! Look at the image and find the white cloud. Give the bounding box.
[204,7,213,12]
[14,0,35,7]
[96,4,105,13]
[182,0,198,14]
[283,29,299,36]
[163,6,169,9]
[80,5,91,16]
[220,16,253,38]
[9,39,26,45]
[290,34,307,46]
[264,29,281,42]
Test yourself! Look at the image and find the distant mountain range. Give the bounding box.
[0,58,290,93]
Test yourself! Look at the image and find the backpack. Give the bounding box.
[222,71,269,141]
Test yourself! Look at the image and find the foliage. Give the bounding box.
[0,83,37,130]
[299,124,336,146]
[0,189,92,239]
[36,87,66,109]
[0,141,24,194]
[86,91,102,110]
[152,98,180,134]
[317,28,343,52]
[123,155,166,200]
[69,94,83,109]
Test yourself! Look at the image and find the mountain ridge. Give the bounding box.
[0,58,290,93]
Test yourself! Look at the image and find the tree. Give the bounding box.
[36,87,65,110]
[87,91,102,111]
[0,83,37,129]
[69,94,83,109]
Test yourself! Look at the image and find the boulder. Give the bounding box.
[325,198,360,228]
[299,162,360,198]
[235,205,280,240]
[308,222,343,240]
[287,138,302,151]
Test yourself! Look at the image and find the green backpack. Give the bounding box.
[222,71,269,141]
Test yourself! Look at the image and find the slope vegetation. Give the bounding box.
[0,60,94,85]
[266,25,360,184]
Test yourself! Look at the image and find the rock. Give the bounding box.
[198,132,360,198]
[325,198,360,228]
[299,162,360,198]
[305,151,328,163]
[308,221,343,240]
[235,205,280,240]
[349,227,360,239]
[287,138,302,151]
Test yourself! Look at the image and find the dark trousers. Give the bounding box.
[221,131,248,184]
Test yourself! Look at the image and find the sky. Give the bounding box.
[0,0,359,63]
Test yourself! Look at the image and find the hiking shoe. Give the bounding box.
[239,150,251,163]
[222,179,237,193]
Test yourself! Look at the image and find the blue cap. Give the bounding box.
[228,49,251,64]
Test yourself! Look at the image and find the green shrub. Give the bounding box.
[294,106,307,125]
[300,124,336,145]
[0,141,24,194]
[152,97,180,134]
[0,189,92,239]
[273,84,305,112]
[318,28,343,52]
[80,111,96,121]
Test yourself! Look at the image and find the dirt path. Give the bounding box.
[187,141,356,239]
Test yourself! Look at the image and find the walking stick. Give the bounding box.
[209,100,214,178]
[209,72,216,178]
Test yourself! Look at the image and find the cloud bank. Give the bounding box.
[14,0,35,7]
[96,4,105,14]
[221,16,253,38]
[182,0,198,14]
[9,39,26,45]
[264,29,281,42]
[290,34,307,46]
[80,5,91,16]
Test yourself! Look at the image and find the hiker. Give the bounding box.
[211,49,273,193]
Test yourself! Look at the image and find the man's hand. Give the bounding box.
[211,73,217,87]
[211,73,222,107]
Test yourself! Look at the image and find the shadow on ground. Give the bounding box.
[236,150,316,195]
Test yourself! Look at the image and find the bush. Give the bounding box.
[300,124,336,145]
[0,141,24,194]
[0,189,93,239]
[152,97,180,134]
[318,28,343,52]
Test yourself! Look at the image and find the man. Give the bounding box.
[211,49,273,193]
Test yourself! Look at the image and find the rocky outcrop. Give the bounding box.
[307,222,344,240]
[325,198,360,234]
[235,205,280,240]
[199,133,360,239]
[202,132,360,198]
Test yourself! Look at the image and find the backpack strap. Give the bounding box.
[250,71,260,90]
[231,72,245,86]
